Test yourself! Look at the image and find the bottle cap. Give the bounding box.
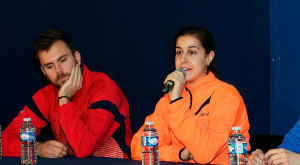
[145,121,154,126]
[23,118,31,122]
[232,127,241,131]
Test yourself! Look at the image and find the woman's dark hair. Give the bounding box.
[33,29,75,65]
[174,26,218,75]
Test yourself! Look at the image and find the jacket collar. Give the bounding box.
[185,72,216,90]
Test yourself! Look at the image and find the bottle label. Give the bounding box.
[142,136,158,146]
[20,131,36,141]
[228,142,247,154]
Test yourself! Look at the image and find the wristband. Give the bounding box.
[179,148,190,161]
[58,96,71,102]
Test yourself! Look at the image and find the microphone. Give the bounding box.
[162,68,186,94]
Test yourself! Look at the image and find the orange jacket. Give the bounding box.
[131,72,250,164]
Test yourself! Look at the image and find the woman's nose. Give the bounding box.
[180,53,188,63]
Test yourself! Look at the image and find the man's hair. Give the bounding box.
[33,29,75,65]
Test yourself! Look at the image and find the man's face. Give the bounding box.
[39,40,81,88]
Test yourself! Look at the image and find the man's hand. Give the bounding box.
[265,148,300,165]
[37,140,68,158]
[249,149,265,165]
[163,70,185,101]
[58,64,82,105]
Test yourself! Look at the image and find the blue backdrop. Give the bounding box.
[270,0,300,134]
[0,0,272,134]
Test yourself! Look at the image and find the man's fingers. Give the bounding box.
[80,70,83,85]
[265,148,283,160]
[248,157,259,165]
[271,158,284,165]
[47,144,67,158]
[39,140,68,158]
[51,145,68,156]
[252,155,264,165]
[267,151,283,165]
[250,149,265,165]
[268,151,288,165]
[68,64,76,83]
[49,140,68,152]
[76,64,82,88]
[256,150,265,162]
[70,64,82,90]
[48,151,65,158]
[248,158,254,165]
[58,64,83,100]
[73,64,79,85]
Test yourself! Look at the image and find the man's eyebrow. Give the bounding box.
[57,54,67,61]
[43,62,53,67]
[43,54,68,67]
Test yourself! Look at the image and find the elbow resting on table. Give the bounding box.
[74,151,91,158]
[73,146,94,158]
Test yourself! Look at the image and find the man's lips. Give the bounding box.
[57,75,68,81]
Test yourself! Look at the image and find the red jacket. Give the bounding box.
[131,72,250,164]
[2,64,132,158]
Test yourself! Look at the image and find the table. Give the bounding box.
[0,156,206,165]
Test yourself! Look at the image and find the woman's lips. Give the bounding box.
[183,68,192,72]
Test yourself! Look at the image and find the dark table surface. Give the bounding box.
[0,156,202,165]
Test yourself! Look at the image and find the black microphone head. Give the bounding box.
[177,68,186,78]
[162,86,169,94]
[162,80,174,94]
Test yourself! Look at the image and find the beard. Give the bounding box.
[54,72,71,88]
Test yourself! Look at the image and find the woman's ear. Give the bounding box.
[206,50,215,66]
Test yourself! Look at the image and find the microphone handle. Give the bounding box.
[162,80,174,94]
[161,69,185,94]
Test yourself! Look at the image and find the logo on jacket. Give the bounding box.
[195,92,214,116]
[200,112,209,116]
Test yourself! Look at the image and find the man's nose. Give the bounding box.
[55,64,63,73]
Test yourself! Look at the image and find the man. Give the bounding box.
[249,116,300,165]
[2,29,132,158]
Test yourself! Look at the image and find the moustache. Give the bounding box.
[55,72,70,81]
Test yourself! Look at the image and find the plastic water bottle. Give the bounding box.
[20,118,37,164]
[228,127,248,165]
[141,121,159,165]
[0,124,2,159]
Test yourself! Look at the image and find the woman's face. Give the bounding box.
[175,35,214,85]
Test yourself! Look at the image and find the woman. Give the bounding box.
[131,26,250,164]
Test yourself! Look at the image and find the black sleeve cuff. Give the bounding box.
[179,148,190,161]
[170,97,183,104]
